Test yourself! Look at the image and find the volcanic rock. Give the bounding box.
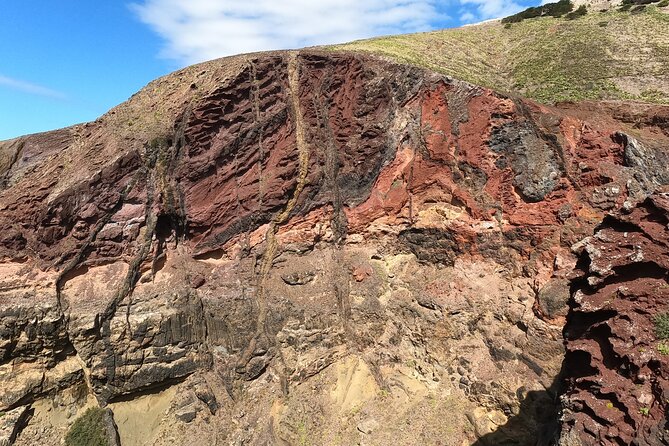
[559,191,669,445]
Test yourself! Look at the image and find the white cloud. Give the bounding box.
[0,75,67,100]
[459,0,526,20]
[131,1,543,65]
[460,11,477,23]
[130,0,444,65]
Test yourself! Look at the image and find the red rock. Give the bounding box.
[560,191,669,446]
[351,264,373,282]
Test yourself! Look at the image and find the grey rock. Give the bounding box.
[489,118,563,203]
[102,408,121,446]
[175,404,198,423]
[536,279,570,318]
[620,132,669,200]
[357,418,378,435]
[558,428,583,446]
[281,271,315,286]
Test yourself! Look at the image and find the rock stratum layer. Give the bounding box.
[1,51,669,445]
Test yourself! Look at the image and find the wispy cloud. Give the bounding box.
[0,75,67,100]
[130,0,445,65]
[459,0,526,21]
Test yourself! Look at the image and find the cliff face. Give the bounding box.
[1,51,669,445]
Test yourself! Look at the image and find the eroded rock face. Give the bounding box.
[560,192,669,446]
[1,50,669,445]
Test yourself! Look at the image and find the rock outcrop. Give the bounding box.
[560,191,669,445]
[572,0,623,10]
[1,50,669,445]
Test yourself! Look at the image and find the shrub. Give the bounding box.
[148,135,170,150]
[566,5,588,19]
[654,312,669,340]
[619,0,664,10]
[623,0,661,5]
[65,408,111,446]
[502,0,573,24]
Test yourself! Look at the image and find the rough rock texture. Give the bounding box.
[572,0,623,9]
[560,191,669,446]
[1,50,669,445]
[0,406,29,446]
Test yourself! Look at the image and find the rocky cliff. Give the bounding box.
[1,51,669,445]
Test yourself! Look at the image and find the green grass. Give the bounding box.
[65,408,111,446]
[330,7,669,104]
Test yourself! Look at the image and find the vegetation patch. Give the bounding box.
[65,408,111,446]
[655,312,669,340]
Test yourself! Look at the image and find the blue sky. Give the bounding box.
[0,0,544,140]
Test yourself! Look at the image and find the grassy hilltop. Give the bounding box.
[331,3,669,104]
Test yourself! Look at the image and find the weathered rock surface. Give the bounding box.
[0,406,29,446]
[0,50,668,445]
[560,191,669,445]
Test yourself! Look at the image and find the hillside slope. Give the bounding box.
[332,5,669,104]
